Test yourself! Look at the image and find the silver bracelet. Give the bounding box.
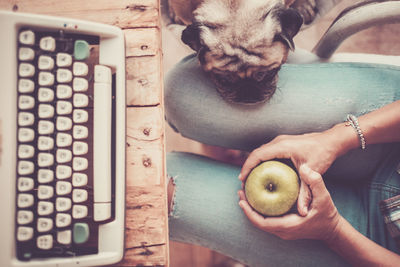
[345,114,366,150]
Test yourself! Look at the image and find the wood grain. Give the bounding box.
[126,106,164,142]
[125,28,161,57]
[0,0,159,28]
[0,0,169,265]
[126,55,162,106]
[120,0,169,265]
[119,186,168,266]
[126,106,164,187]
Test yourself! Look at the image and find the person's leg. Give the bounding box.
[322,143,400,254]
[167,149,400,266]
[167,152,351,267]
[365,144,400,252]
[164,54,400,181]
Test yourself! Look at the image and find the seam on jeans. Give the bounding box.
[285,63,400,71]
[368,182,400,195]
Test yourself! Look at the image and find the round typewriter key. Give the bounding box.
[37,234,53,250]
[19,30,35,45]
[40,36,56,52]
[74,40,90,60]
[73,223,89,244]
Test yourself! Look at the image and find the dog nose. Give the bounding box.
[234,80,276,104]
[236,89,268,104]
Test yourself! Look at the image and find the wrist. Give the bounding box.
[323,122,359,157]
[323,214,345,247]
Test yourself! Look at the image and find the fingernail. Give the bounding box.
[238,174,242,180]
[301,164,311,172]
[238,200,244,208]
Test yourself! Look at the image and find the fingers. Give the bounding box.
[297,180,311,216]
[239,143,288,181]
[239,199,304,233]
[238,190,303,230]
[299,164,327,197]
[238,189,274,229]
[238,200,267,228]
[239,150,263,181]
[238,190,247,201]
[238,199,291,230]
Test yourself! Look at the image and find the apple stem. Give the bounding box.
[267,183,275,192]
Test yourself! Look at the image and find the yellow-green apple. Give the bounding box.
[245,161,299,216]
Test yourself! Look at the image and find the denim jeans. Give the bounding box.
[165,54,400,266]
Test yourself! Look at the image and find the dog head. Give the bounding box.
[182,0,303,104]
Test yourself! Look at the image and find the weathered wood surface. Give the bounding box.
[0,0,169,266]
[123,186,168,266]
[125,28,160,57]
[0,0,159,28]
[126,106,164,187]
[126,55,162,106]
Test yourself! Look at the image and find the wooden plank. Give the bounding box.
[125,28,160,57]
[126,55,162,106]
[121,0,168,264]
[0,0,169,266]
[122,147,168,266]
[126,138,164,187]
[125,186,167,248]
[122,243,168,266]
[0,0,159,28]
[126,106,163,142]
[126,106,164,187]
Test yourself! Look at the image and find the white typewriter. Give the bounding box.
[0,10,126,267]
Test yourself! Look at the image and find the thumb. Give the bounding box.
[297,180,311,216]
[299,164,327,196]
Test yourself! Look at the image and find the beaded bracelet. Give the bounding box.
[345,114,366,150]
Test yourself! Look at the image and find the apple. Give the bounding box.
[244,160,299,216]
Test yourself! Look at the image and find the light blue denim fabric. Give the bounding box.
[165,54,400,182]
[165,54,400,152]
[165,54,400,266]
[167,149,400,267]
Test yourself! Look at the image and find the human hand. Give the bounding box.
[238,164,342,241]
[239,131,343,215]
[239,131,340,181]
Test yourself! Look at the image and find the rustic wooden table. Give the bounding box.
[0,0,169,266]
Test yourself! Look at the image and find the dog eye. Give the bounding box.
[253,68,280,82]
[269,67,280,77]
[203,23,218,30]
[200,22,223,30]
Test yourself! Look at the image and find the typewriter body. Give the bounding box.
[0,10,126,267]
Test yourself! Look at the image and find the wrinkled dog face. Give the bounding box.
[182,0,303,104]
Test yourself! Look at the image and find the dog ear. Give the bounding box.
[181,23,202,51]
[276,8,303,50]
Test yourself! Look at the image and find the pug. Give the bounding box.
[164,0,319,104]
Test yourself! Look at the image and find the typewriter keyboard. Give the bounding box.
[15,28,113,260]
